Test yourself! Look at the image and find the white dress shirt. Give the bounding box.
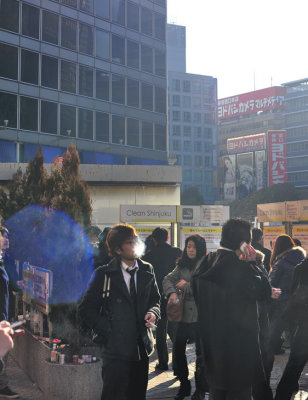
[121,260,139,293]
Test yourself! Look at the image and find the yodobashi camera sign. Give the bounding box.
[121,205,177,223]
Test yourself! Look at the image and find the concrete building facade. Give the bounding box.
[167,24,218,204]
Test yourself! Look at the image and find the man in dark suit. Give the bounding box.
[252,228,271,273]
[143,227,181,371]
[79,223,160,400]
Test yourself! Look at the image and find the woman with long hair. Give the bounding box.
[269,234,306,356]
[163,234,208,400]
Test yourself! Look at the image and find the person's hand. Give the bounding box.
[176,279,188,290]
[168,293,179,304]
[144,312,156,328]
[0,321,14,358]
[271,287,282,299]
[238,242,257,262]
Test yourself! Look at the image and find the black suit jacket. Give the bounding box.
[78,257,160,361]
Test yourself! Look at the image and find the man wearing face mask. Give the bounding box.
[79,223,160,400]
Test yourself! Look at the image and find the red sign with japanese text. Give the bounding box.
[268,130,287,186]
[227,133,266,154]
[218,86,285,120]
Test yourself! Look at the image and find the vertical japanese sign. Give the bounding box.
[255,150,266,191]
[268,130,287,186]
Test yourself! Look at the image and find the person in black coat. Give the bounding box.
[275,258,308,399]
[79,223,160,400]
[142,227,181,371]
[193,218,273,400]
[268,235,306,356]
[252,228,272,273]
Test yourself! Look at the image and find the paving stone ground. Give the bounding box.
[3,340,308,399]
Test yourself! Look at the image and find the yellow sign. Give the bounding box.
[286,201,300,222]
[263,226,285,250]
[298,201,308,221]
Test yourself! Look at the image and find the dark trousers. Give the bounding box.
[269,301,288,353]
[275,324,308,400]
[101,354,149,400]
[174,322,207,392]
[209,386,251,400]
[155,314,176,367]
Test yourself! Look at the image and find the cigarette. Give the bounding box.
[11,320,26,329]
[148,322,157,329]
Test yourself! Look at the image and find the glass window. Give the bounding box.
[183,80,191,92]
[112,35,125,64]
[155,86,166,114]
[96,112,109,142]
[141,45,153,74]
[193,97,201,109]
[154,13,165,41]
[79,0,94,13]
[96,0,109,19]
[42,55,58,89]
[127,40,139,69]
[127,2,139,31]
[204,142,211,152]
[172,95,180,107]
[183,96,191,108]
[127,78,139,108]
[127,118,139,147]
[21,50,39,85]
[195,155,202,167]
[61,61,76,93]
[176,155,182,165]
[112,115,125,144]
[194,141,201,152]
[22,3,39,39]
[41,101,57,134]
[192,81,201,93]
[194,170,202,181]
[194,112,201,123]
[183,170,192,181]
[61,0,77,7]
[172,125,181,136]
[154,0,165,6]
[79,23,93,55]
[96,29,109,59]
[184,140,192,151]
[0,43,18,80]
[142,121,153,149]
[78,108,93,139]
[172,79,180,91]
[61,18,77,50]
[20,97,38,131]
[0,92,17,128]
[155,124,166,151]
[204,127,212,138]
[183,112,191,122]
[155,49,166,77]
[172,111,180,121]
[112,0,125,26]
[141,7,152,36]
[60,104,76,136]
[112,74,125,104]
[79,65,93,97]
[42,11,59,45]
[0,0,19,33]
[142,83,153,111]
[96,70,109,101]
[183,126,191,136]
[184,155,192,166]
[205,156,211,167]
[194,126,202,138]
[173,140,181,151]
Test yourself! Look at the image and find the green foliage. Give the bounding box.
[0,144,92,227]
[181,185,204,205]
[230,183,299,220]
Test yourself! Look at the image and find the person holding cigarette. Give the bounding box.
[79,223,160,400]
[0,321,14,373]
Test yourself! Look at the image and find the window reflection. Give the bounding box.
[60,104,76,136]
[61,17,77,50]
[0,0,19,33]
[96,112,109,142]
[79,108,93,139]
[42,55,58,89]
[21,50,39,85]
[22,3,39,39]
[112,115,125,144]
[61,61,76,93]
[20,97,38,131]
[42,11,59,45]
[41,101,58,134]
[0,44,18,80]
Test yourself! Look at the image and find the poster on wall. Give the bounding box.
[237,152,254,199]
[181,227,222,252]
[223,154,236,200]
[255,150,266,191]
[293,225,308,254]
[263,226,285,250]
[268,130,287,185]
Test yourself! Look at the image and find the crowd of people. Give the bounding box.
[1,219,308,400]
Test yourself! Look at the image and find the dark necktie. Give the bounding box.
[127,268,137,302]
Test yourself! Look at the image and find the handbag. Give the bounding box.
[166,285,186,322]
